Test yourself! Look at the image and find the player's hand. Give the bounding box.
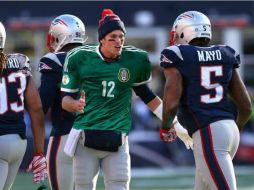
[77,91,86,113]
[26,153,48,183]
[160,127,177,142]
[174,122,193,150]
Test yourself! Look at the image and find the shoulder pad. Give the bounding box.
[223,45,239,57]
[160,45,184,68]
[221,45,240,67]
[164,45,184,60]
[6,53,31,73]
[39,52,66,73]
[123,45,147,53]
[68,44,96,54]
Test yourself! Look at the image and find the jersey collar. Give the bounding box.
[96,45,120,63]
[96,45,105,61]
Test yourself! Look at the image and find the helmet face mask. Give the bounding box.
[169,31,178,46]
[47,14,86,52]
[0,22,6,50]
[47,33,55,52]
[169,11,212,45]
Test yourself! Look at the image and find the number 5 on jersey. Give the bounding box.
[201,66,223,104]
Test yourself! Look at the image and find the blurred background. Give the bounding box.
[1,1,254,189]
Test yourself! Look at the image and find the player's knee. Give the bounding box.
[75,183,94,190]
[75,178,95,190]
[104,173,130,190]
[105,180,130,190]
[74,170,96,188]
[105,168,130,184]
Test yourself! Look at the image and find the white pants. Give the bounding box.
[74,135,131,190]
[0,134,27,190]
[193,119,239,190]
[46,135,74,190]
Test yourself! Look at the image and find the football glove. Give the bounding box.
[26,153,48,183]
[160,127,177,142]
[174,121,193,150]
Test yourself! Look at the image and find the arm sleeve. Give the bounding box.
[133,52,152,86]
[133,84,156,104]
[39,73,60,114]
[62,92,79,99]
[61,51,80,93]
[225,45,241,69]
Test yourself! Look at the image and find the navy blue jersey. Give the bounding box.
[0,53,31,138]
[160,45,240,135]
[39,52,76,136]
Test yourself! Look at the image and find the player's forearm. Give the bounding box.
[229,69,252,130]
[28,109,45,153]
[25,79,45,154]
[236,108,252,130]
[147,96,161,111]
[62,95,85,113]
[162,83,179,129]
[234,92,252,130]
[62,96,76,112]
[162,107,177,129]
[146,96,162,120]
[162,68,182,129]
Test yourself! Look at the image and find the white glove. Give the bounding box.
[152,103,193,149]
[174,118,193,150]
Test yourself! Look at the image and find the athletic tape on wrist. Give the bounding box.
[153,103,162,120]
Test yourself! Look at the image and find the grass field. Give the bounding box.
[13,166,254,190]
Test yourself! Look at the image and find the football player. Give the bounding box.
[38,14,86,190]
[0,22,47,189]
[61,9,193,190]
[160,11,252,190]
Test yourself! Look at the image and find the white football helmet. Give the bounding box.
[169,11,212,45]
[47,14,86,52]
[0,22,6,50]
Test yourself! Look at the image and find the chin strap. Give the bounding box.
[54,36,67,52]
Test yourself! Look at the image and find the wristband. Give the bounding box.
[34,152,44,156]
[153,103,162,120]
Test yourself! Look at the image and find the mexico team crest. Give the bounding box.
[118,68,130,82]
[62,74,70,85]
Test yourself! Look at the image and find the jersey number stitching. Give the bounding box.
[102,81,115,98]
[0,72,26,114]
[200,66,223,104]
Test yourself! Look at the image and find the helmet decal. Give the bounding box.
[178,13,194,20]
[52,19,68,27]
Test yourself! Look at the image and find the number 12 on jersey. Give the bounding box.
[102,81,115,98]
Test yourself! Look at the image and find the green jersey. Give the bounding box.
[61,45,151,134]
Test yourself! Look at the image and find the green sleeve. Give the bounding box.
[61,51,80,93]
[133,52,152,86]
